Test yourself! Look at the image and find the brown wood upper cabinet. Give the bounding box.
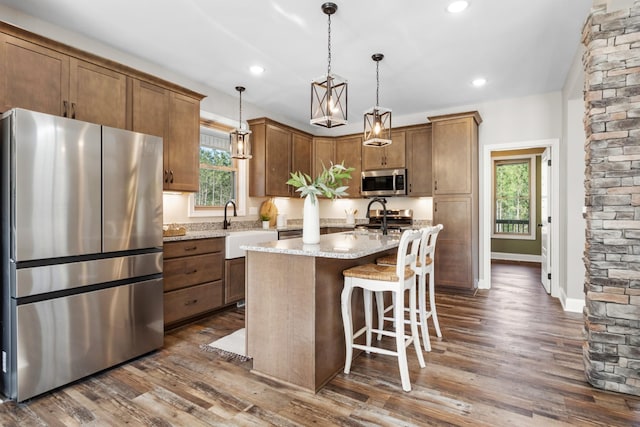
[334,135,362,197]
[362,130,406,170]
[432,114,479,195]
[312,136,362,197]
[406,125,432,197]
[292,132,312,185]
[249,118,313,197]
[69,58,127,129]
[0,34,126,128]
[313,137,335,176]
[132,80,200,192]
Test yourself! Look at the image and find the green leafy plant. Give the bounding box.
[260,213,271,221]
[287,162,355,204]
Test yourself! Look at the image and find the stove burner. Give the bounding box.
[365,208,413,232]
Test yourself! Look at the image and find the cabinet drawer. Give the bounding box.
[164,238,223,259]
[164,281,224,326]
[163,252,223,292]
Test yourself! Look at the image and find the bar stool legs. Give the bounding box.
[341,229,425,392]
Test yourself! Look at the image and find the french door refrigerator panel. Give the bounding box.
[12,110,102,262]
[102,126,163,253]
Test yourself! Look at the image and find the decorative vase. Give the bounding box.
[302,196,320,244]
[262,220,270,229]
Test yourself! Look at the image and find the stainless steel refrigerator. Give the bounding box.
[0,108,164,401]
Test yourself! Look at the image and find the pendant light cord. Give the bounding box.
[327,13,332,76]
[376,59,380,108]
[238,90,243,130]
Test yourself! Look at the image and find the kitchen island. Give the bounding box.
[242,231,400,392]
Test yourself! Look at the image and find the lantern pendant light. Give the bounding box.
[230,86,252,159]
[310,2,347,128]
[363,53,392,147]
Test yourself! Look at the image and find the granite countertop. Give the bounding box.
[163,230,227,242]
[163,223,360,242]
[240,230,401,259]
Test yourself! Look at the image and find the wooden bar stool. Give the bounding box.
[341,229,425,392]
[376,225,444,351]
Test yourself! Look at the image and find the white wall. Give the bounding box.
[562,42,588,310]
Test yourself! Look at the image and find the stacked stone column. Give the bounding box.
[583,1,640,397]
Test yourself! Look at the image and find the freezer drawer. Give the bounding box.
[14,252,162,298]
[10,278,163,401]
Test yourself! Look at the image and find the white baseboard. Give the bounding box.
[560,288,585,313]
[491,252,542,263]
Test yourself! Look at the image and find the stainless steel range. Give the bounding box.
[359,209,414,233]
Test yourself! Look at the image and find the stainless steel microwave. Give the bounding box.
[361,169,407,197]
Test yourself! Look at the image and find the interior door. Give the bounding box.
[540,148,551,293]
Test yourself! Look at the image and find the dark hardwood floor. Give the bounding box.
[2,261,640,426]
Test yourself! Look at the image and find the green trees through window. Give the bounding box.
[194,128,237,209]
[494,159,530,235]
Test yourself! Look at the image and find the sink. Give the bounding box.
[225,229,278,259]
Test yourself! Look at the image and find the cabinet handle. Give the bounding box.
[184,246,197,251]
[435,202,437,212]
[434,180,438,191]
[186,269,198,275]
[409,183,412,193]
[169,170,174,183]
[184,299,198,306]
[163,170,169,183]
[63,100,68,117]
[71,103,76,119]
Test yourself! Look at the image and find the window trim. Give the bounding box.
[491,154,536,241]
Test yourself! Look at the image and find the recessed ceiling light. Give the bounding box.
[472,77,487,87]
[447,1,469,13]
[250,65,265,75]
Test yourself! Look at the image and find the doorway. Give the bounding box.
[480,139,560,298]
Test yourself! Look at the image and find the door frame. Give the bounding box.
[480,138,560,298]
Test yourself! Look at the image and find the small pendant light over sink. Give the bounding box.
[363,53,392,147]
[310,2,347,128]
[230,86,252,159]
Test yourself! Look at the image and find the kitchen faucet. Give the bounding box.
[366,197,388,235]
[223,200,237,230]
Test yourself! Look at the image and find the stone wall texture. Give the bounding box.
[583,1,640,397]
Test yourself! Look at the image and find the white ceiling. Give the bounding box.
[0,0,593,130]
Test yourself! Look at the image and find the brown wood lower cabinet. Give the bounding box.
[224,258,245,304]
[433,195,477,290]
[163,238,225,328]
